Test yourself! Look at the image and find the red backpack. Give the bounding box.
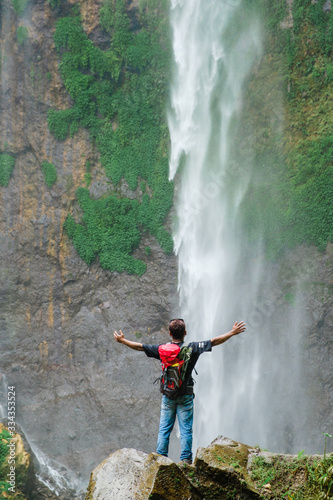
[158,343,192,399]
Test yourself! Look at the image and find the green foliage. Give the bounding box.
[0,428,12,495]
[41,161,57,188]
[326,64,333,83]
[323,433,333,461]
[11,0,26,15]
[16,25,28,45]
[0,428,11,465]
[317,462,333,499]
[0,154,15,186]
[64,188,146,275]
[237,0,333,259]
[47,0,62,8]
[251,453,333,499]
[50,1,173,274]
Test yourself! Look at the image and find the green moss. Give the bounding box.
[284,292,296,306]
[250,453,333,499]
[16,25,28,45]
[49,0,173,274]
[0,154,15,186]
[63,188,147,275]
[41,161,57,188]
[11,0,27,15]
[47,0,62,8]
[0,428,12,495]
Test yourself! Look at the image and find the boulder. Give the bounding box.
[86,437,333,499]
[86,448,200,500]
[191,436,260,500]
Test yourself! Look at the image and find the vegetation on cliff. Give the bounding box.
[237,0,333,259]
[0,424,34,499]
[44,0,333,273]
[0,154,15,187]
[48,0,173,275]
[41,161,57,188]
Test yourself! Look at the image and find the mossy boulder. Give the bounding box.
[190,436,260,500]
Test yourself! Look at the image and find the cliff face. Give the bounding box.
[0,0,178,490]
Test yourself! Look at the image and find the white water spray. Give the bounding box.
[168,0,318,454]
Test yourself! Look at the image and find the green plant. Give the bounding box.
[0,428,12,495]
[316,456,333,499]
[323,433,333,461]
[16,25,28,45]
[0,154,15,186]
[41,161,57,188]
[47,0,62,7]
[84,160,92,187]
[63,188,147,275]
[11,0,27,15]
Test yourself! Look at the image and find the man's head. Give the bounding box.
[169,318,186,341]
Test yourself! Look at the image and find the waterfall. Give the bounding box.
[168,0,319,455]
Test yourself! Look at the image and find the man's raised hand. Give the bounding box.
[114,330,125,343]
[231,321,246,336]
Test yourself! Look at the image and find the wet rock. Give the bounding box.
[323,0,332,12]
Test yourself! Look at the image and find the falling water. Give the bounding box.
[168,0,321,455]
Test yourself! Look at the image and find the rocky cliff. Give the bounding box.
[0,0,178,493]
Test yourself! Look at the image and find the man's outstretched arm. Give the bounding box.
[211,321,246,347]
[114,330,144,351]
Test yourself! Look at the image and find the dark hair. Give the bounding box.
[169,318,186,340]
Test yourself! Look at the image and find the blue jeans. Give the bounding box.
[156,394,194,462]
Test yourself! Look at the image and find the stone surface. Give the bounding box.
[0,0,179,494]
[193,436,260,500]
[86,448,200,500]
[87,437,331,499]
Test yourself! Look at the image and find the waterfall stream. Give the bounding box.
[168,0,319,455]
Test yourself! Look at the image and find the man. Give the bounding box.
[114,318,246,464]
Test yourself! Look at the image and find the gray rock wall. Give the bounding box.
[0,0,179,491]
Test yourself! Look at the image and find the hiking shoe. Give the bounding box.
[180,459,192,465]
